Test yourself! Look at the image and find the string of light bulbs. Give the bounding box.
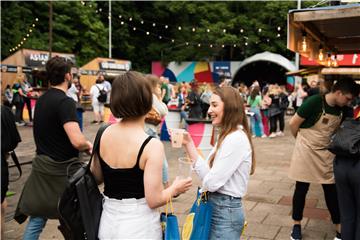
[80,1,284,48]
[115,14,283,48]
[9,18,39,53]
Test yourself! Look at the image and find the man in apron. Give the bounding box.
[288,78,358,240]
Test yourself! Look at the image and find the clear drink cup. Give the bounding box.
[178,157,192,179]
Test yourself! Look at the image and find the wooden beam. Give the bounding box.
[293,6,360,22]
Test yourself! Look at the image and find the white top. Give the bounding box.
[67,83,79,102]
[193,126,252,198]
[90,83,106,104]
[103,80,112,92]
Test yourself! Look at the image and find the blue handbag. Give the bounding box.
[160,198,180,240]
[182,190,213,240]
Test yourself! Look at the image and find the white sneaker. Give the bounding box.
[252,135,256,138]
[276,131,284,137]
[261,134,267,138]
[269,133,277,138]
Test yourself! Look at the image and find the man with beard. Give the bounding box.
[15,56,92,239]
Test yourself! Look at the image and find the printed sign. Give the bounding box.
[99,61,131,71]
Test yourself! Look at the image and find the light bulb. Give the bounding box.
[301,36,307,52]
[326,53,332,67]
[332,55,338,67]
[318,48,324,61]
[192,28,196,32]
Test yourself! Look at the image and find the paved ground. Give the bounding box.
[4,111,338,239]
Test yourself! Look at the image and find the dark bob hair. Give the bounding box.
[110,71,153,119]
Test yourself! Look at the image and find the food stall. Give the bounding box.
[287,3,360,92]
[79,57,131,91]
[1,48,76,90]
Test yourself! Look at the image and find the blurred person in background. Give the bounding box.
[144,74,170,188]
[20,74,34,125]
[12,76,25,126]
[185,81,202,119]
[247,86,266,138]
[90,72,107,124]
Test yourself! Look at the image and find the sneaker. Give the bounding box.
[269,132,277,138]
[261,134,267,138]
[15,121,25,127]
[290,224,302,240]
[252,135,256,138]
[276,131,285,137]
[334,231,341,240]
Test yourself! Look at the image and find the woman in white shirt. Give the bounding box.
[181,86,255,239]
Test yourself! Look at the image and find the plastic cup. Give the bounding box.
[178,157,192,179]
[171,128,185,148]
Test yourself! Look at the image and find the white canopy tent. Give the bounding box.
[238,51,297,72]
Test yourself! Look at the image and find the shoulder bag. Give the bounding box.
[58,124,110,240]
[328,118,360,158]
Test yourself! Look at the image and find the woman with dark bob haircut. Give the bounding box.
[91,71,192,239]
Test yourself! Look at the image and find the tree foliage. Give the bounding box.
[1,1,319,72]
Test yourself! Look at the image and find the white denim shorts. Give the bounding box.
[98,195,162,240]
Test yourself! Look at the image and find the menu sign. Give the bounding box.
[99,61,131,71]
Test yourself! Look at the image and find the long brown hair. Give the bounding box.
[209,87,256,175]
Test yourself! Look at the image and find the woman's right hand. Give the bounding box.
[171,177,192,196]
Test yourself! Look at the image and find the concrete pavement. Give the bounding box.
[4,111,337,239]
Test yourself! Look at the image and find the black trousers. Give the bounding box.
[14,101,24,123]
[292,181,340,224]
[334,158,360,240]
[269,111,285,133]
[21,96,32,122]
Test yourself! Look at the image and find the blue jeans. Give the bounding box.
[250,107,264,136]
[23,216,47,240]
[208,192,245,240]
[145,128,169,183]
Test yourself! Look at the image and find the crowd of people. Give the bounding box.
[1,55,360,240]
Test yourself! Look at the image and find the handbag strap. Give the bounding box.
[165,197,175,216]
[86,124,111,171]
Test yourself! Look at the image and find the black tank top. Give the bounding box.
[98,136,153,200]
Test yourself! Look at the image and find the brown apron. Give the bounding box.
[289,101,342,184]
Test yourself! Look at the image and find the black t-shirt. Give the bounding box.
[33,88,79,161]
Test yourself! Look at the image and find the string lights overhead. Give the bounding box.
[9,18,39,53]
[79,2,286,50]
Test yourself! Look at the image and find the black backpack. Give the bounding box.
[96,85,107,103]
[57,124,109,240]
